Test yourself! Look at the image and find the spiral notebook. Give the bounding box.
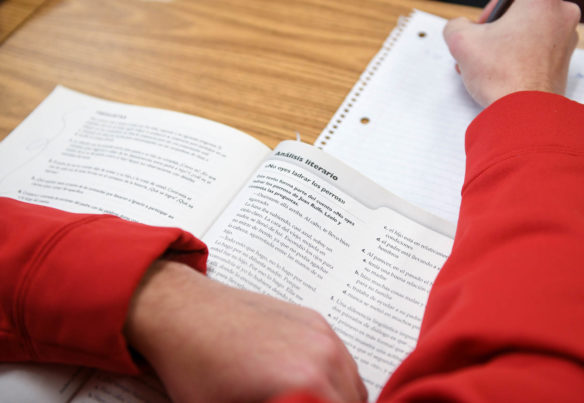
[315,10,584,223]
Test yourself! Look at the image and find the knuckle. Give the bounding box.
[443,28,468,58]
[443,17,468,37]
[315,333,347,369]
[292,363,331,393]
[562,1,581,26]
[305,309,332,331]
[318,333,340,357]
[571,31,579,51]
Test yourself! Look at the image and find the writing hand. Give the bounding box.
[444,0,580,107]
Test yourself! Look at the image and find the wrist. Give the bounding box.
[124,260,203,364]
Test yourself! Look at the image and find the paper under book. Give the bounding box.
[0,86,454,402]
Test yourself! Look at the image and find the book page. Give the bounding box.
[70,371,169,403]
[315,10,584,224]
[0,86,270,402]
[0,86,270,235]
[203,141,455,401]
[0,364,91,403]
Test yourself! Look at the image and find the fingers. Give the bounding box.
[329,321,368,402]
[443,17,474,76]
[571,30,580,53]
[313,318,368,402]
[562,0,582,29]
[354,369,369,402]
[331,338,368,403]
[322,356,367,403]
[342,341,368,402]
[443,17,475,65]
[558,0,581,60]
[291,342,364,403]
[443,16,472,40]
[478,0,500,23]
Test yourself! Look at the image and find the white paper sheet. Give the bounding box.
[316,10,584,223]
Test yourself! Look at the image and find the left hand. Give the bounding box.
[124,260,367,403]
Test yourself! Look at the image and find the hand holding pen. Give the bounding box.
[442,0,580,107]
[484,0,513,22]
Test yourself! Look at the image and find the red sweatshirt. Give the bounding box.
[0,201,208,373]
[1,92,583,401]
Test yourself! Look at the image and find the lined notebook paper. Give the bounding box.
[316,10,584,223]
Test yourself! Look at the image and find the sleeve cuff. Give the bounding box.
[18,212,207,373]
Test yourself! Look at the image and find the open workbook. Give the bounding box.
[0,86,455,402]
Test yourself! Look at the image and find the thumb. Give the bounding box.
[443,17,477,63]
[443,17,473,45]
[443,17,476,75]
[478,0,499,23]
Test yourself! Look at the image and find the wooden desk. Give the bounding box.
[0,0,578,148]
[0,0,46,43]
[0,0,483,147]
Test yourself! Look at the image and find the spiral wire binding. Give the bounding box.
[317,11,415,149]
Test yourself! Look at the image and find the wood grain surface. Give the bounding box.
[0,0,578,148]
[0,0,46,43]
[0,0,483,146]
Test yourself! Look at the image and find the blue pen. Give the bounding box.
[486,0,513,22]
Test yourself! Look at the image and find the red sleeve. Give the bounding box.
[0,197,207,374]
[378,91,584,401]
[271,92,584,403]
